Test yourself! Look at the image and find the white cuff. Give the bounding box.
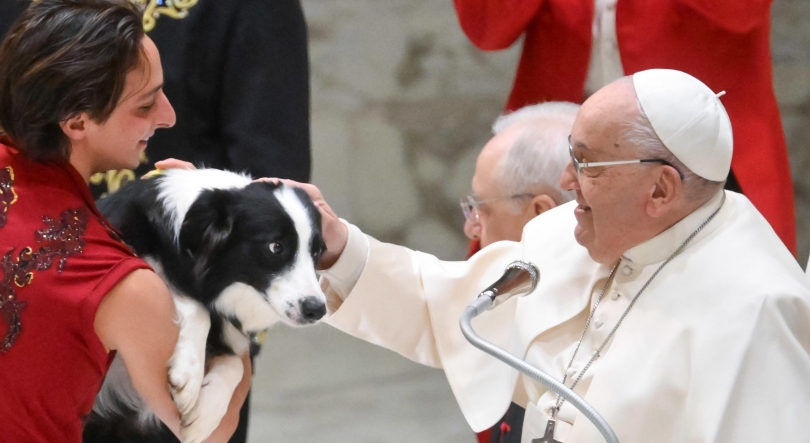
[319,220,369,301]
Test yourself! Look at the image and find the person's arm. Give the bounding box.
[220,0,311,182]
[453,0,545,50]
[676,0,772,34]
[94,269,249,442]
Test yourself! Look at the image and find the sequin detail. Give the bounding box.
[0,208,88,352]
[0,166,17,228]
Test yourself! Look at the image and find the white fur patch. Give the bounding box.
[267,186,326,323]
[156,169,252,244]
[168,295,210,417]
[213,282,280,332]
[143,256,211,418]
[179,353,244,443]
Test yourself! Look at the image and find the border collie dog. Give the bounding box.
[83,169,327,443]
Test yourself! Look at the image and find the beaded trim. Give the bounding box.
[0,166,17,228]
[0,208,88,352]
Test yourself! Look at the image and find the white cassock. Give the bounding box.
[322,190,810,442]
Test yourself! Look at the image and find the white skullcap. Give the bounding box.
[632,69,733,182]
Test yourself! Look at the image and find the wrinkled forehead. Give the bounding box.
[571,82,641,156]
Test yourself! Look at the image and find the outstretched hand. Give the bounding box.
[255,178,348,270]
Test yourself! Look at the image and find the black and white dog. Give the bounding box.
[83,168,327,443]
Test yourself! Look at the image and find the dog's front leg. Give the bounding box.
[180,323,249,443]
[168,295,210,418]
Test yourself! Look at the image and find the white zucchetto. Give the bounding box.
[632,69,733,182]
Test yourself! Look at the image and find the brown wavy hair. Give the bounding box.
[0,0,145,161]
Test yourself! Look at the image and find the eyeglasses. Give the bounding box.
[459,193,534,223]
[568,136,683,180]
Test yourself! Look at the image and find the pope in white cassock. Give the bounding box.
[292,69,810,442]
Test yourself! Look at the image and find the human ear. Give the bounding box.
[531,194,557,216]
[59,113,89,142]
[646,166,682,217]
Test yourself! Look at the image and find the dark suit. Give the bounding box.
[0,0,311,441]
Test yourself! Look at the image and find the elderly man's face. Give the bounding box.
[560,80,664,264]
[464,124,540,247]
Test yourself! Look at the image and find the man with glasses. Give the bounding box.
[461,102,577,255]
[459,102,577,443]
[288,69,810,442]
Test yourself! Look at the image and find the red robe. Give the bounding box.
[454,0,796,254]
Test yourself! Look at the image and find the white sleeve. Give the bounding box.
[323,227,525,432]
[319,221,369,304]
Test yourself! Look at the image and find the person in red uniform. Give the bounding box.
[0,1,249,441]
[453,0,796,258]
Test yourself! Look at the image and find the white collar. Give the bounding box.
[622,190,726,267]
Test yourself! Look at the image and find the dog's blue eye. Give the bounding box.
[269,242,284,254]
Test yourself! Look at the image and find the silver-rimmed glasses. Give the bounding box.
[460,194,534,223]
[568,136,683,180]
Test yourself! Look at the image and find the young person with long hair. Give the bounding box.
[0,1,249,441]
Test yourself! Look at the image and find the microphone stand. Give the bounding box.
[459,261,619,443]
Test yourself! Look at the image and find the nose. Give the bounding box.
[463,218,480,241]
[155,91,176,129]
[300,296,326,322]
[559,160,579,192]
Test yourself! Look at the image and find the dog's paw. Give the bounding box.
[168,351,204,417]
[178,376,231,443]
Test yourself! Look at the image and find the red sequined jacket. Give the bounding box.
[0,143,149,443]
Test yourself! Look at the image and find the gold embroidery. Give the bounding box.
[0,166,17,228]
[133,0,199,32]
[90,152,148,197]
[0,208,88,352]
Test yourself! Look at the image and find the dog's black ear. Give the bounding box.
[179,189,237,278]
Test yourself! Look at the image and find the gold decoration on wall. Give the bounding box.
[132,0,199,33]
[90,151,148,197]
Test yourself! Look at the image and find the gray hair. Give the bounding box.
[621,101,725,204]
[492,102,579,204]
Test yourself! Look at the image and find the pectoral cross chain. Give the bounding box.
[531,419,562,443]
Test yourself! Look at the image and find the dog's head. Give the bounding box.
[175,178,327,331]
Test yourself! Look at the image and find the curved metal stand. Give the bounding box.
[460,296,620,443]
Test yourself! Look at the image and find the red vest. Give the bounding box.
[454,0,796,253]
[0,144,149,443]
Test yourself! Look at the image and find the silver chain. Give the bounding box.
[551,192,726,419]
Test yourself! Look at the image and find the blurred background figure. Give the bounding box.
[460,102,577,443]
[462,102,578,250]
[453,0,797,257]
[0,0,310,442]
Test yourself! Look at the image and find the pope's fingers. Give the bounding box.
[253,177,326,202]
[252,178,346,269]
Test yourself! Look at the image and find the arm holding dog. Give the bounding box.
[94,268,251,442]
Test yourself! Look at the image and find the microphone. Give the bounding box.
[460,260,620,443]
[478,260,540,308]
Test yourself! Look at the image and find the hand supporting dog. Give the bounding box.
[168,294,210,419]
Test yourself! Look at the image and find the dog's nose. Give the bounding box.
[300,296,326,322]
